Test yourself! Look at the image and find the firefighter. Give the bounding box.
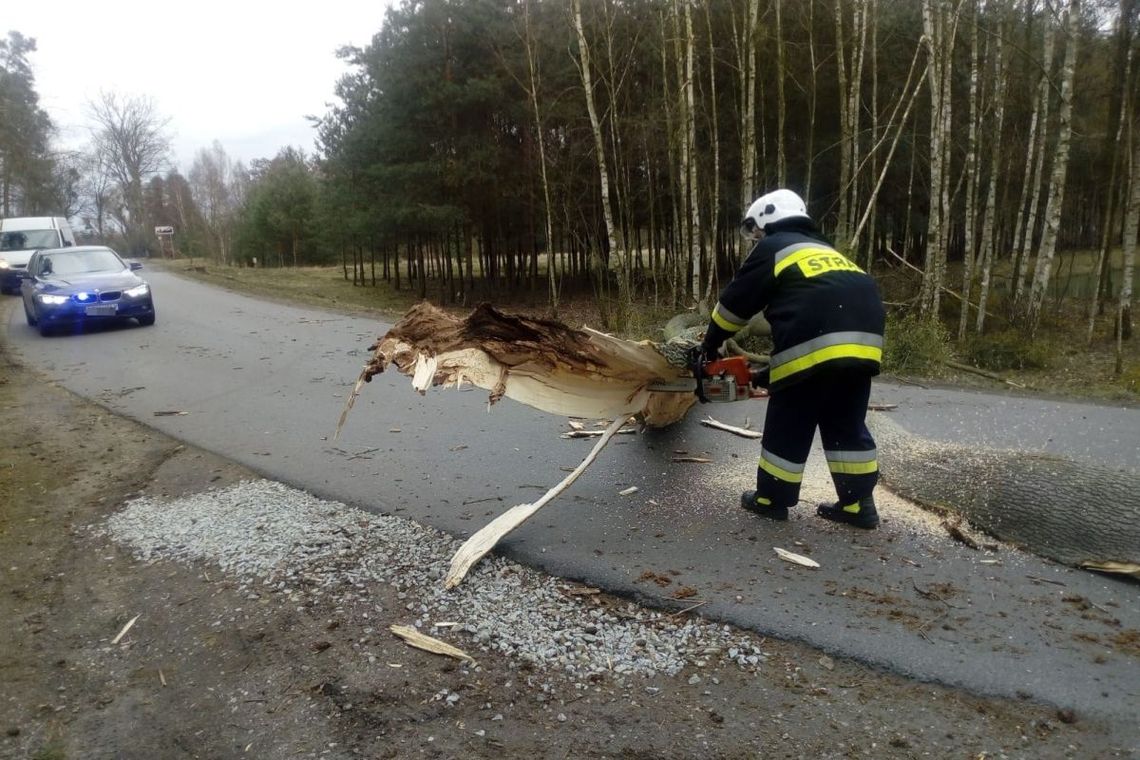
[694,188,886,529]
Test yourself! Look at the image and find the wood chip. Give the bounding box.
[389,625,475,664]
[111,615,139,644]
[618,486,639,496]
[561,428,636,439]
[153,410,188,416]
[867,403,897,411]
[672,456,712,463]
[700,416,762,439]
[446,415,628,588]
[774,547,820,568]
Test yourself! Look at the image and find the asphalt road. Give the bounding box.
[5,270,1139,741]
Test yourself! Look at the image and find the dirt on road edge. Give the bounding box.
[0,336,1129,759]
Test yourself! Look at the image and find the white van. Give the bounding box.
[0,216,78,294]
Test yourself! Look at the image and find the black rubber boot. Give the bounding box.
[816,495,880,529]
[740,490,789,521]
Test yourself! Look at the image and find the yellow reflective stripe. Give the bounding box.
[773,246,840,276]
[758,456,804,484]
[769,344,883,384]
[827,459,879,475]
[842,503,862,514]
[755,495,772,505]
[711,303,747,332]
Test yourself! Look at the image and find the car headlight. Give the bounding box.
[0,260,9,270]
[38,294,69,305]
[124,283,150,298]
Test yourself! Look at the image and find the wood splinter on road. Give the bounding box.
[338,303,704,588]
[389,624,476,664]
[111,614,139,644]
[700,416,762,439]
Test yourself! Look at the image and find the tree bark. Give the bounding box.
[869,414,1140,577]
[1026,0,1081,333]
[573,0,628,326]
[976,7,1009,334]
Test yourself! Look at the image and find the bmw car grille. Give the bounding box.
[71,291,122,303]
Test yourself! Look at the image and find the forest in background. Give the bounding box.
[2,0,1138,360]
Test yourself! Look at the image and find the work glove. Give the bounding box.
[750,364,770,390]
[686,344,711,403]
[685,344,707,374]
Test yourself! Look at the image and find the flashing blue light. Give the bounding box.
[76,292,91,302]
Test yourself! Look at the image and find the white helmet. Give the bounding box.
[741,188,809,238]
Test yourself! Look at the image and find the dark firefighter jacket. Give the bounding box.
[702,219,885,393]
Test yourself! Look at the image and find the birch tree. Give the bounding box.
[1026,0,1081,332]
[1013,0,1058,307]
[572,0,626,323]
[920,0,961,317]
[734,0,760,236]
[1119,134,1139,356]
[517,0,559,313]
[976,3,1010,334]
[958,0,983,339]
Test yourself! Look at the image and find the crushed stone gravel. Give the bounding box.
[100,479,772,679]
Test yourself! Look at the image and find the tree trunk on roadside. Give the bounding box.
[703,0,722,307]
[1088,1,1136,343]
[572,0,626,326]
[976,7,1009,334]
[1015,0,1058,308]
[959,0,982,340]
[1026,0,1081,333]
[920,0,958,317]
[1118,133,1140,364]
[520,0,559,316]
[734,0,760,261]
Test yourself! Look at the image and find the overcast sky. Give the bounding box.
[6,1,391,172]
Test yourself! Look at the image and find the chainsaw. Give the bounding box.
[649,354,769,403]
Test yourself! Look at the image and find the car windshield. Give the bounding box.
[1,230,59,251]
[42,250,125,276]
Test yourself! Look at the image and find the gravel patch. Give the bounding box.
[101,479,770,679]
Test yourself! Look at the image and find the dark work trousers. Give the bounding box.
[755,371,878,510]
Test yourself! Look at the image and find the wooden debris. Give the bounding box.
[618,486,639,496]
[700,416,762,439]
[867,403,897,411]
[389,624,475,664]
[942,519,981,550]
[672,456,712,463]
[561,428,637,439]
[774,547,820,568]
[445,415,629,588]
[337,302,698,439]
[153,410,188,417]
[112,615,139,644]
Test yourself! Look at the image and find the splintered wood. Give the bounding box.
[339,302,697,433]
[340,303,706,588]
[389,624,476,664]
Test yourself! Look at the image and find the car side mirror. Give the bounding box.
[129,261,143,271]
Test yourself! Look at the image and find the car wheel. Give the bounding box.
[38,321,52,337]
[137,313,156,327]
[24,304,37,326]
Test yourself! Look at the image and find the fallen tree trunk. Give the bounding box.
[869,414,1140,578]
[344,302,697,429]
[343,303,1139,582]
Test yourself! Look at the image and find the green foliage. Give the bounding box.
[882,313,952,375]
[961,330,1052,372]
[1119,362,1140,394]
